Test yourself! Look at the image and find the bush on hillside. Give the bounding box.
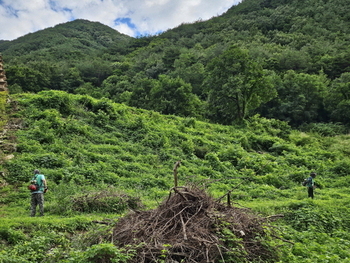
[299,122,348,136]
[71,190,143,213]
[329,160,350,177]
[284,205,341,233]
[47,184,143,215]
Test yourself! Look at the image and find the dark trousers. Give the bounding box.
[31,193,44,216]
[308,187,314,199]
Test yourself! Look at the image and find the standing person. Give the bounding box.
[306,172,316,199]
[30,169,48,217]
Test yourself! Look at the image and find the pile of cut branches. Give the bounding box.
[112,185,282,262]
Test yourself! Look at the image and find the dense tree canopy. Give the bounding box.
[325,72,350,124]
[205,46,276,124]
[1,0,349,128]
[261,70,329,125]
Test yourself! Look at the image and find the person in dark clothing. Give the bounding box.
[306,172,317,199]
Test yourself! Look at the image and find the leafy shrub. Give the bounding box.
[257,173,291,189]
[63,119,93,137]
[331,176,350,188]
[80,243,135,263]
[248,134,280,152]
[15,139,44,153]
[245,115,292,139]
[269,142,298,155]
[234,153,277,175]
[4,160,35,183]
[194,166,221,179]
[25,124,56,144]
[205,152,226,172]
[194,145,209,159]
[329,160,350,177]
[181,117,196,128]
[0,185,30,204]
[289,131,319,147]
[287,171,309,184]
[141,131,168,149]
[300,122,348,136]
[92,98,117,117]
[283,153,311,167]
[9,236,52,262]
[71,190,142,213]
[0,228,27,245]
[32,154,67,168]
[284,205,341,233]
[139,176,170,189]
[217,145,245,166]
[247,184,283,199]
[0,251,28,263]
[29,90,76,116]
[40,168,65,184]
[181,139,195,154]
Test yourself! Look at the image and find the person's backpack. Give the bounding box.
[28,175,40,191]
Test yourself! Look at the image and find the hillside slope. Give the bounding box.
[1,0,350,261]
[1,90,350,262]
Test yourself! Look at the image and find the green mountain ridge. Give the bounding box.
[0,19,131,63]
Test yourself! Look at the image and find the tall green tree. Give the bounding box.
[101,75,133,102]
[129,78,156,109]
[261,70,329,125]
[6,65,50,93]
[129,75,201,117]
[162,46,181,70]
[325,72,350,124]
[150,75,202,117]
[171,45,206,98]
[76,59,113,86]
[205,46,276,124]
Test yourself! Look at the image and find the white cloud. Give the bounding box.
[0,0,240,40]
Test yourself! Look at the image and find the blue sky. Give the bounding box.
[0,0,240,40]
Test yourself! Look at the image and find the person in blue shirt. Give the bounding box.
[306,172,317,199]
[30,169,48,217]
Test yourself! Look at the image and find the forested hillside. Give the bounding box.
[0,0,349,128]
[0,19,132,95]
[1,0,350,262]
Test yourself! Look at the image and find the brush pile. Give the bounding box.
[112,186,280,262]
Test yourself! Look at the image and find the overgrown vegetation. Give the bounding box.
[1,0,350,261]
[0,90,350,262]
